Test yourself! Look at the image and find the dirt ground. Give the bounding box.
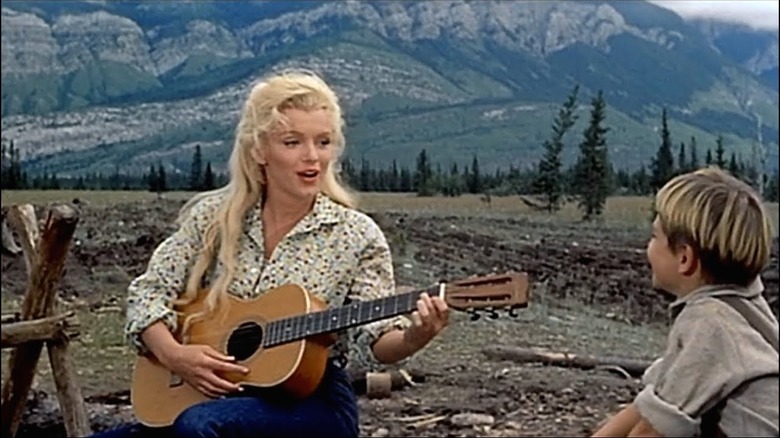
[1,196,778,437]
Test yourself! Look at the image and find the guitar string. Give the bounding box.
[222,290,515,348]
[232,292,420,347]
[184,287,431,346]
[185,282,512,348]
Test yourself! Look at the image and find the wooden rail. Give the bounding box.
[0,203,91,438]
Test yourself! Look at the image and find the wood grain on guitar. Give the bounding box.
[131,272,530,427]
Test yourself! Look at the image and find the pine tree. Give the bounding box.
[203,162,215,190]
[414,149,433,196]
[632,164,651,195]
[360,158,371,191]
[190,144,203,191]
[399,167,412,192]
[715,135,726,168]
[157,164,167,193]
[468,155,482,194]
[766,172,779,202]
[340,158,355,186]
[689,136,699,170]
[534,85,579,212]
[147,164,158,192]
[651,108,675,190]
[705,148,713,165]
[728,152,739,177]
[390,160,400,192]
[677,142,687,173]
[574,90,611,220]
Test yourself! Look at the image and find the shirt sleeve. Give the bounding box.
[124,198,213,355]
[641,357,664,386]
[633,303,748,437]
[347,219,411,368]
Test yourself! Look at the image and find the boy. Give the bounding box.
[592,167,779,437]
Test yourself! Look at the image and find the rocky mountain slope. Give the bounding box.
[1,0,777,176]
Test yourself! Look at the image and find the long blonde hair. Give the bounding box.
[174,69,357,333]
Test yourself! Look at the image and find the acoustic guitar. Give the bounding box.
[131,272,530,426]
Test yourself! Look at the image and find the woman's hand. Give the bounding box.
[161,344,249,398]
[402,292,450,351]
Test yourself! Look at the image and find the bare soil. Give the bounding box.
[2,198,777,437]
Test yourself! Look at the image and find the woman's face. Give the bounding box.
[253,107,335,203]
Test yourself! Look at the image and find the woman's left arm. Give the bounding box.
[347,218,449,366]
[372,292,449,364]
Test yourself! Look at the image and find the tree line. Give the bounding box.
[2,90,778,220]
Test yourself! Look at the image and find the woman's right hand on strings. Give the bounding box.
[161,344,249,398]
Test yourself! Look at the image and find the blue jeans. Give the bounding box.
[91,361,359,438]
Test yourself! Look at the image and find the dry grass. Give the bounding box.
[1,190,194,207]
[4,190,776,231]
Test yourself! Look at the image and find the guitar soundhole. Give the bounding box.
[226,321,263,361]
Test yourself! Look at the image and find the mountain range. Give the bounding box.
[1,0,777,177]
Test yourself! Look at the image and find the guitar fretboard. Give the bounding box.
[261,284,441,347]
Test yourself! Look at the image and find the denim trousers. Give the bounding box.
[90,361,359,438]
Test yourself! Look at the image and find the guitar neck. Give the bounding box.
[262,284,440,348]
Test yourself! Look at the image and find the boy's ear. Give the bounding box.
[677,244,699,276]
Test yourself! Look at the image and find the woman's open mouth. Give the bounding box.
[297,169,320,184]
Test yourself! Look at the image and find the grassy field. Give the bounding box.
[3,190,778,231]
[0,189,777,436]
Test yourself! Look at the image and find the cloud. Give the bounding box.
[648,0,779,31]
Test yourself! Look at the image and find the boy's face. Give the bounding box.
[646,216,688,295]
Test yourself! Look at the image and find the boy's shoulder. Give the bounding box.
[672,290,778,351]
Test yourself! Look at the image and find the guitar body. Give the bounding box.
[131,284,333,427]
[130,271,531,427]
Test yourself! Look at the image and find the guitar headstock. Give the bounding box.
[442,272,530,320]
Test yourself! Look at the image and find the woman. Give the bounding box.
[93,70,449,438]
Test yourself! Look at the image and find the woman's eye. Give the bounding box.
[283,140,299,147]
[318,139,331,148]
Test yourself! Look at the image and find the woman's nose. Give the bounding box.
[302,141,318,161]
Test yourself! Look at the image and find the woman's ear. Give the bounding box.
[250,141,267,166]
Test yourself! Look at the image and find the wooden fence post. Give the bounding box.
[0,203,91,438]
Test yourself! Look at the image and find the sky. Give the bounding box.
[649,0,779,31]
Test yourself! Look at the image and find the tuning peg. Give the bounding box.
[487,308,499,319]
[467,308,481,321]
[507,306,519,318]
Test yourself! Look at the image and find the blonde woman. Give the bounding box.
[93,70,449,438]
[591,167,778,437]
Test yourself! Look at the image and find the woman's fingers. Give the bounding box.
[432,296,448,315]
[209,357,250,375]
[202,368,242,393]
[417,297,430,319]
[197,380,224,399]
[410,310,423,327]
[203,347,235,362]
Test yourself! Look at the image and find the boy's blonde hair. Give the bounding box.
[655,166,772,287]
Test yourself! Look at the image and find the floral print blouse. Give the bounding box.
[125,192,410,370]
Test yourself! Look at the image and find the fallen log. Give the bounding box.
[1,312,80,349]
[518,195,547,211]
[482,346,652,378]
[1,313,21,324]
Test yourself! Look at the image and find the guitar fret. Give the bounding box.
[329,308,338,332]
[262,285,448,348]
